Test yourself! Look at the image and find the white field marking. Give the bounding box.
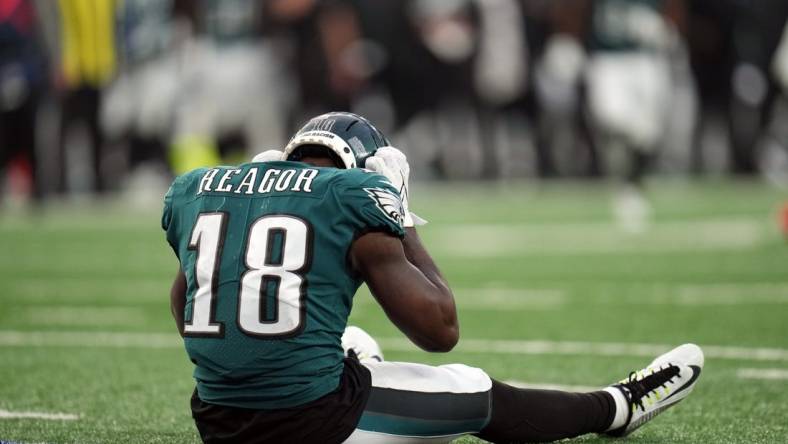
[376,337,788,362]
[0,331,180,348]
[453,288,566,310]
[2,331,787,363]
[504,380,599,392]
[676,283,788,305]
[431,218,764,256]
[6,278,168,302]
[354,288,566,311]
[449,283,788,307]
[593,283,788,306]
[0,409,80,420]
[26,306,146,326]
[736,368,788,381]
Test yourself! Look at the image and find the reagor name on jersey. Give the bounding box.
[196,167,319,196]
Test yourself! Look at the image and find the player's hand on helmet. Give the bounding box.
[365,147,427,227]
[252,150,284,163]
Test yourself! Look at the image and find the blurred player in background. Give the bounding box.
[163,112,704,443]
[584,0,687,232]
[167,0,289,175]
[101,0,180,183]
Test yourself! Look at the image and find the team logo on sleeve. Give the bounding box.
[364,187,405,226]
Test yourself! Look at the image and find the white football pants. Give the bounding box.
[341,327,492,443]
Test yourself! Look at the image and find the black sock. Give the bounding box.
[475,379,616,443]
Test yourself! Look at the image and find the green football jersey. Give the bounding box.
[590,0,665,52]
[162,161,405,409]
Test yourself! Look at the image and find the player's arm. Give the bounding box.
[170,268,186,337]
[350,230,458,352]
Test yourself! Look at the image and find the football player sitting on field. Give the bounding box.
[162,112,703,443]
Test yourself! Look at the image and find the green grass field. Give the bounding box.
[1,179,787,443]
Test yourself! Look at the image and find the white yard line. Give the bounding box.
[455,284,788,308]
[0,331,179,348]
[0,409,79,420]
[26,306,146,326]
[736,368,788,381]
[355,288,566,311]
[504,380,599,392]
[676,284,788,305]
[377,337,788,362]
[2,330,787,362]
[431,218,765,256]
[454,288,566,310]
[6,279,169,302]
[456,283,788,307]
[591,283,788,306]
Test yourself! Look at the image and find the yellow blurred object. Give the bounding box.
[58,0,117,88]
[170,136,222,174]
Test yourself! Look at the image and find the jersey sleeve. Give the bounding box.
[162,168,207,252]
[161,182,175,232]
[338,170,406,238]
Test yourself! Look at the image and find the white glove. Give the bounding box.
[252,150,284,162]
[341,326,383,363]
[365,147,427,227]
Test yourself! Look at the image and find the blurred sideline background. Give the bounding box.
[0,0,787,215]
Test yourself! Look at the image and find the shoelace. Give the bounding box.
[619,364,681,412]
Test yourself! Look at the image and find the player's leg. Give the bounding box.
[342,327,704,443]
[342,327,485,443]
[344,360,621,444]
[342,325,384,363]
[344,360,492,444]
[481,343,703,442]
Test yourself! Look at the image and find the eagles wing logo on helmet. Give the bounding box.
[311,118,336,132]
[364,187,405,226]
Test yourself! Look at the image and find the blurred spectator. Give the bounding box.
[687,0,788,175]
[723,0,787,175]
[532,0,595,177]
[762,19,788,186]
[264,0,367,124]
[398,0,486,179]
[0,0,46,203]
[0,0,48,203]
[473,0,529,178]
[3,0,786,205]
[354,0,498,179]
[37,0,118,194]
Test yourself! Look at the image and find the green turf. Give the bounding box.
[1,179,787,443]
